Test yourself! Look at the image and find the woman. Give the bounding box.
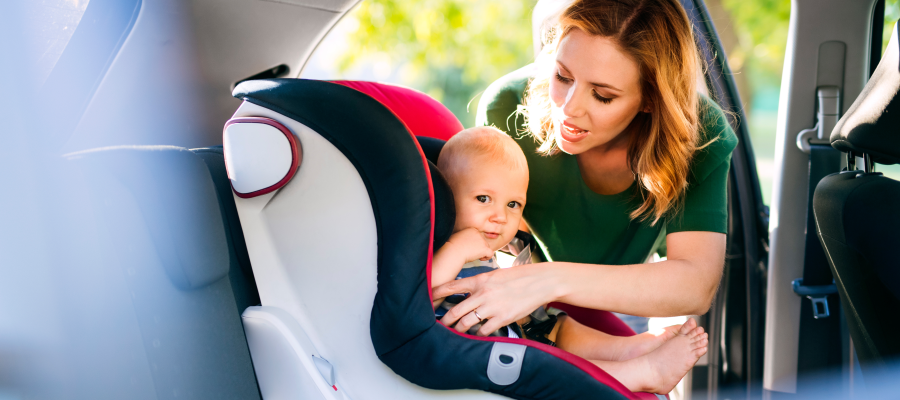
[435,0,737,337]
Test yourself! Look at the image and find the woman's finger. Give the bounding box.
[432,274,480,300]
[476,313,509,336]
[455,311,484,333]
[440,295,480,327]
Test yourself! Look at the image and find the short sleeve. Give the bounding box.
[476,65,534,134]
[666,160,730,233]
[666,96,738,234]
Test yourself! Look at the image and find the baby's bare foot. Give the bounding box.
[636,324,708,394]
[614,318,696,361]
[591,322,708,394]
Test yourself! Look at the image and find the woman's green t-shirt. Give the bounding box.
[475,65,738,265]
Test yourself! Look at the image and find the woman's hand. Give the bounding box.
[434,262,562,335]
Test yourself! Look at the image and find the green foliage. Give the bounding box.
[336,0,537,126]
[721,0,790,87]
[884,0,900,52]
[722,0,900,88]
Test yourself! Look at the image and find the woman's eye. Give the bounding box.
[476,195,490,203]
[507,201,521,209]
[555,72,572,84]
[592,91,613,104]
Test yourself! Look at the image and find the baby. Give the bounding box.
[431,126,709,395]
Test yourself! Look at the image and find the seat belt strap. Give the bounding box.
[795,143,843,381]
[802,144,841,288]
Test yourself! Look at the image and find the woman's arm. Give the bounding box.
[435,230,725,336]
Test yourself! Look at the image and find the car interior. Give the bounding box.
[1,0,896,399]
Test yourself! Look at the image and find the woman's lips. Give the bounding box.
[559,121,589,143]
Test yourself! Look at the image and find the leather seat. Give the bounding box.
[813,23,900,371]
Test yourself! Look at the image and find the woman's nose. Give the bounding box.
[561,84,587,118]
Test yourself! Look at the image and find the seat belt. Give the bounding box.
[793,88,844,387]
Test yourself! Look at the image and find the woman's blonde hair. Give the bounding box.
[522,0,706,225]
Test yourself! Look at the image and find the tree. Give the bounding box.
[336,0,538,127]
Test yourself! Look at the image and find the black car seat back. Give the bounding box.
[814,23,900,370]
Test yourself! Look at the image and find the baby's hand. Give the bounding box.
[447,228,494,263]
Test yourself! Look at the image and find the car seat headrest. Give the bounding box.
[417,136,455,249]
[331,81,464,141]
[428,159,456,251]
[831,23,900,164]
[417,136,446,165]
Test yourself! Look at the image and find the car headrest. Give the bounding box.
[831,23,900,164]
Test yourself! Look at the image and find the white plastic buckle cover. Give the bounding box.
[487,342,526,385]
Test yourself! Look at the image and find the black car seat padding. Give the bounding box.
[814,172,900,366]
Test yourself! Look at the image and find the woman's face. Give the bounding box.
[548,29,645,155]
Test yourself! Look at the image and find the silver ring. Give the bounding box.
[473,310,484,321]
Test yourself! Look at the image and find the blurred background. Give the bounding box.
[303,0,900,205]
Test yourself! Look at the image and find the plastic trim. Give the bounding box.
[223,116,302,198]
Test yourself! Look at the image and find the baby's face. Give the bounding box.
[450,155,528,252]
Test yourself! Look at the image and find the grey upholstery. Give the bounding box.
[66,146,261,399]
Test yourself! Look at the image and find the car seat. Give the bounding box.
[225,78,664,399]
[63,145,261,399]
[813,23,900,372]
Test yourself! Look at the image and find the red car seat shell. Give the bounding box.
[330,80,464,141]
